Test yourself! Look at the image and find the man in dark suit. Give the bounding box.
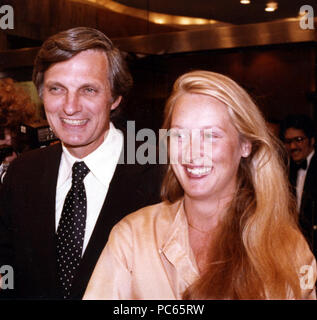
[281,114,317,259]
[0,27,162,299]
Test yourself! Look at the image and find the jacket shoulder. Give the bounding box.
[3,143,62,184]
[10,143,61,168]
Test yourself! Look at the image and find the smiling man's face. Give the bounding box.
[284,127,315,163]
[43,50,121,159]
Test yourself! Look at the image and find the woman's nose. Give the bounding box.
[188,131,213,165]
[179,131,203,164]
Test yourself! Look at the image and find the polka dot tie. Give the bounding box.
[56,161,90,299]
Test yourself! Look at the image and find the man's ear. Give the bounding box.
[241,140,252,158]
[110,96,122,110]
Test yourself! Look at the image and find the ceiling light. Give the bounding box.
[265,2,278,12]
[240,0,251,4]
[153,17,165,24]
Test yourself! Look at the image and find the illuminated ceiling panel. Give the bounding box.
[93,0,317,25]
[76,0,230,28]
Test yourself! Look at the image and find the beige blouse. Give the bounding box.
[83,200,317,300]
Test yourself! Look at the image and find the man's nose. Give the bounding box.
[63,92,82,115]
[289,140,298,150]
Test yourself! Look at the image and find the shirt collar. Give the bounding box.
[307,149,315,168]
[57,122,123,188]
[160,200,200,285]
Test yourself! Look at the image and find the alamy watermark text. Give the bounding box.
[0,5,14,30]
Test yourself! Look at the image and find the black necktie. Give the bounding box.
[56,161,90,299]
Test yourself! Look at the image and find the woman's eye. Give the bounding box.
[206,131,222,140]
[171,130,188,140]
[201,129,215,140]
[177,133,186,139]
[204,132,213,139]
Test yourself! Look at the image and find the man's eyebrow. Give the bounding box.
[44,81,103,89]
[44,81,64,87]
[79,83,101,88]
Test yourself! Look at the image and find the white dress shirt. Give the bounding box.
[296,150,315,212]
[55,122,123,254]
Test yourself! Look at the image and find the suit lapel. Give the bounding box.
[300,153,317,211]
[303,153,317,193]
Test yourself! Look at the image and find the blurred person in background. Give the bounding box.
[280,114,317,259]
[0,78,36,183]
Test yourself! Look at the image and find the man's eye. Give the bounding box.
[83,87,97,94]
[48,87,63,94]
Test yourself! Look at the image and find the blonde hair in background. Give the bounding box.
[161,70,313,299]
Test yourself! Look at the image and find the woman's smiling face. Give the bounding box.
[170,93,250,202]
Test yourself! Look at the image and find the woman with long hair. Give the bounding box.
[84,70,316,299]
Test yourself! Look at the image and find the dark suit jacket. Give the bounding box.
[289,152,317,259]
[0,140,163,299]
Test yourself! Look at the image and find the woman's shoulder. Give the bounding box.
[106,200,183,261]
[118,200,181,228]
[109,200,182,243]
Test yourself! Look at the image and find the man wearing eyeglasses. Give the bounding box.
[281,114,317,258]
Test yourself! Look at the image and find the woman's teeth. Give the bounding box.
[186,167,211,176]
